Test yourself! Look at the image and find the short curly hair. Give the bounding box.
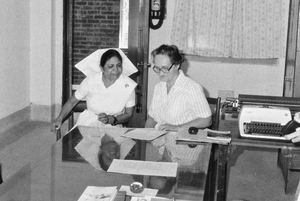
[151,44,184,65]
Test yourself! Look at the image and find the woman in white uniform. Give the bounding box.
[53,49,137,171]
[54,49,137,129]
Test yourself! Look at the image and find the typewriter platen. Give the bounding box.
[237,94,300,141]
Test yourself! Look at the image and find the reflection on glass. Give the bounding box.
[98,135,121,171]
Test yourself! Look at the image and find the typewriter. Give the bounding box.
[239,105,291,140]
[237,94,300,141]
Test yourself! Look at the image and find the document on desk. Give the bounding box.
[121,128,167,141]
[131,196,173,201]
[78,126,128,139]
[77,186,118,201]
[107,159,178,177]
[119,185,158,197]
[176,128,231,145]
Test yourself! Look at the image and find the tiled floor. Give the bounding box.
[0,121,55,201]
[0,120,297,201]
[0,121,54,179]
[227,147,295,201]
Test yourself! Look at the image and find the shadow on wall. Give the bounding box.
[181,58,189,74]
[181,58,210,97]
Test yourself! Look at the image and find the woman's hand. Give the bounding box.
[285,129,300,143]
[52,116,63,131]
[98,113,109,124]
[158,124,178,132]
[98,113,116,125]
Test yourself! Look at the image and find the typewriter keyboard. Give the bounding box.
[243,121,284,136]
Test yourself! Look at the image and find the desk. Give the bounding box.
[0,127,213,201]
[215,120,300,201]
[178,120,300,201]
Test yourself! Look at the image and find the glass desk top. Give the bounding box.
[0,127,212,201]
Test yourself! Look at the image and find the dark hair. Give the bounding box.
[98,136,119,171]
[98,152,109,171]
[100,49,123,68]
[148,176,176,194]
[151,44,184,65]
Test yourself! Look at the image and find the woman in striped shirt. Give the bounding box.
[145,44,212,168]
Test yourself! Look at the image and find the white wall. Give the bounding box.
[30,0,52,106]
[148,1,288,104]
[29,0,63,121]
[0,0,63,121]
[52,0,63,108]
[0,0,288,121]
[0,0,30,119]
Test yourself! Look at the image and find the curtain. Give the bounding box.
[171,0,288,59]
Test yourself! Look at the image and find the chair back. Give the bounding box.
[206,97,221,130]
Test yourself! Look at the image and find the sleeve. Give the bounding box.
[74,77,89,100]
[125,90,136,108]
[189,84,212,118]
[147,85,157,119]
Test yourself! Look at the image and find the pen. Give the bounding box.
[123,128,135,134]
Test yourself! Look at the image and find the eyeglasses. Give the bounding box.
[152,63,175,73]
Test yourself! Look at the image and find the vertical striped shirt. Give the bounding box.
[148,70,211,125]
[149,70,212,169]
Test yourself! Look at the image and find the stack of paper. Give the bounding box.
[107,159,178,177]
[77,186,118,201]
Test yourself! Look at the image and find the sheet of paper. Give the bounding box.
[119,185,158,197]
[130,196,151,201]
[107,159,178,177]
[78,126,129,143]
[130,196,173,201]
[77,186,117,201]
[150,197,174,201]
[121,128,167,141]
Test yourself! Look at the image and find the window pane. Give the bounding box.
[119,0,129,48]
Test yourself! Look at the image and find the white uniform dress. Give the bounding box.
[75,72,137,127]
[148,70,211,169]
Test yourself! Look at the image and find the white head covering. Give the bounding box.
[75,48,138,77]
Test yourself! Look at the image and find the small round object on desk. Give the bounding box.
[130,182,144,193]
[188,127,198,135]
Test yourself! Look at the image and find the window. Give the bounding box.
[171,0,288,59]
[119,0,129,48]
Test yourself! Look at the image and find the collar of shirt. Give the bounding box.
[162,70,186,95]
[95,73,124,90]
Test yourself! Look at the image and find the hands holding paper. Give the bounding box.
[97,113,112,124]
[156,123,178,132]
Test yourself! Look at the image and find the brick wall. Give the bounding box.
[72,0,120,84]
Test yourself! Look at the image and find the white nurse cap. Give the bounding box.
[75,48,138,77]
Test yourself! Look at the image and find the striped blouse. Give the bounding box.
[148,70,211,125]
[148,71,212,169]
